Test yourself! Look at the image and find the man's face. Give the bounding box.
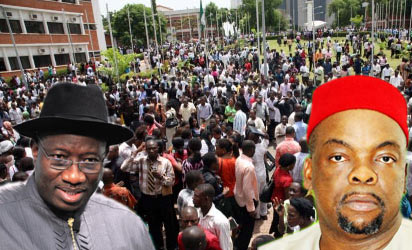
[146,141,159,161]
[305,110,406,239]
[180,211,199,230]
[192,188,204,208]
[281,116,288,125]
[33,134,106,214]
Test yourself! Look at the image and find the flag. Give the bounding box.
[200,0,205,32]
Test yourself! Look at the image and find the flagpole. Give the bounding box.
[187,8,193,41]
[106,4,119,84]
[255,0,261,54]
[150,2,161,74]
[127,7,136,72]
[143,7,150,52]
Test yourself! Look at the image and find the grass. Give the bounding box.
[266,38,402,70]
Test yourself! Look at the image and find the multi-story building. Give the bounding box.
[159,5,218,43]
[280,0,333,30]
[0,0,106,77]
[231,0,242,9]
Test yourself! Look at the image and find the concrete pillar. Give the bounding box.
[28,49,35,69]
[42,13,49,34]
[2,48,11,71]
[85,46,90,62]
[49,46,56,66]
[79,15,85,35]
[18,10,27,34]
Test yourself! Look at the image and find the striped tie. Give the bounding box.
[147,163,156,193]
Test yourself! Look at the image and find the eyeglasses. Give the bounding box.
[38,140,104,174]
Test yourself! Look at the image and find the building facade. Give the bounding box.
[231,0,242,9]
[280,0,333,30]
[0,0,106,77]
[160,6,218,43]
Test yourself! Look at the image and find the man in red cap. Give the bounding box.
[260,76,412,250]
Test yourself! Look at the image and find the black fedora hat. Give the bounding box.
[14,83,133,145]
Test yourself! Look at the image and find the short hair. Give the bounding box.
[181,226,206,250]
[212,127,222,135]
[290,197,315,220]
[251,235,275,250]
[185,170,203,189]
[181,129,192,140]
[12,171,29,182]
[196,183,215,199]
[172,137,184,148]
[188,138,202,152]
[279,153,296,168]
[143,114,154,125]
[242,140,255,152]
[295,112,304,121]
[285,126,295,135]
[216,138,232,153]
[18,157,34,172]
[202,152,217,169]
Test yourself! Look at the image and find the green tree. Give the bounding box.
[111,4,166,49]
[239,0,285,33]
[328,0,362,27]
[99,48,137,80]
[350,15,363,29]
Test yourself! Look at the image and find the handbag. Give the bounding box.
[259,178,275,203]
[165,111,179,128]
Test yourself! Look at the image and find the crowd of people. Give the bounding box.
[1,29,412,250]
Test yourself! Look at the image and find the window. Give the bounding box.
[68,23,81,34]
[33,55,52,68]
[8,56,31,70]
[55,54,70,66]
[84,23,96,30]
[0,19,22,33]
[75,53,86,63]
[0,58,7,72]
[62,0,76,3]
[89,51,100,58]
[25,21,45,34]
[47,22,64,34]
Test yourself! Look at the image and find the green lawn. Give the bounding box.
[266,38,402,70]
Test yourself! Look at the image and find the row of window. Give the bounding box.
[0,53,87,72]
[0,19,93,34]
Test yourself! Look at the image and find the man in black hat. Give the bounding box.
[0,83,155,249]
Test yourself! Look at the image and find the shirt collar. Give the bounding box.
[240,153,253,162]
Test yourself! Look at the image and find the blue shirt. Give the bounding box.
[293,121,308,142]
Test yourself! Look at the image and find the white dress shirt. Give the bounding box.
[199,204,233,250]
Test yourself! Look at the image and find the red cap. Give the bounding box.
[307,76,408,145]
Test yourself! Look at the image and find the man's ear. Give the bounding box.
[303,156,313,191]
[31,142,38,160]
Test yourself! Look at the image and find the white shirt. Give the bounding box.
[234,110,247,136]
[390,75,403,88]
[119,142,137,161]
[248,117,266,132]
[291,152,309,184]
[253,139,269,179]
[179,102,196,122]
[199,204,233,250]
[259,219,412,250]
[177,189,194,214]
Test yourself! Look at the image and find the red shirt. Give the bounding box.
[245,62,252,72]
[218,157,237,197]
[103,183,137,209]
[271,167,293,201]
[178,226,222,250]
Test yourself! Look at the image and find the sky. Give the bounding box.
[100,0,231,16]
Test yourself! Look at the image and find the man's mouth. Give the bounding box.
[56,187,86,204]
[340,193,383,212]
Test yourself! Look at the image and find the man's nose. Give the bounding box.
[61,163,86,185]
[348,163,378,185]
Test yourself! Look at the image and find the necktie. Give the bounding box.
[67,217,78,250]
[147,163,156,193]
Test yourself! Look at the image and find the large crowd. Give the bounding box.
[1,29,412,250]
